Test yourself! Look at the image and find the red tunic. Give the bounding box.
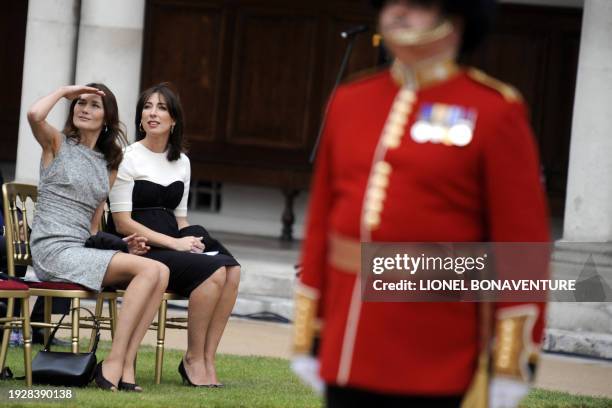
[298,66,550,395]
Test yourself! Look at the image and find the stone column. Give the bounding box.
[75,0,145,142]
[15,0,79,183]
[563,0,612,242]
[546,0,612,359]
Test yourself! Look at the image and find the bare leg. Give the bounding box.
[120,264,169,386]
[182,267,226,385]
[98,253,166,388]
[204,265,241,385]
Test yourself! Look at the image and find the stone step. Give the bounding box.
[214,232,300,300]
[544,328,612,359]
[169,294,294,322]
[237,260,296,299]
[232,294,294,321]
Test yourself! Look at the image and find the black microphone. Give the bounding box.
[312,24,369,163]
[340,25,369,39]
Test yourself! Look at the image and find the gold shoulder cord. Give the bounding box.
[467,68,523,103]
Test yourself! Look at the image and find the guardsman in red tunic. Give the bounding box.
[292,1,550,407]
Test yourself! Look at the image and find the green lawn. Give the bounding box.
[522,389,612,408]
[0,342,320,407]
[0,342,611,407]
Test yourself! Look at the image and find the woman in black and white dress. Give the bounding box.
[109,83,240,387]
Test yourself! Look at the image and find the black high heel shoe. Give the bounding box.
[178,359,215,388]
[118,379,143,392]
[93,361,117,391]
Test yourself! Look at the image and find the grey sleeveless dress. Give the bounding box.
[30,135,119,291]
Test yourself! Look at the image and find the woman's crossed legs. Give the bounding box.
[99,252,169,389]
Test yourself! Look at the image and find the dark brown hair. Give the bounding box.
[135,82,186,161]
[62,83,127,170]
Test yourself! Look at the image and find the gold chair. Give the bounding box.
[115,288,187,384]
[0,278,32,386]
[152,292,188,384]
[1,182,117,355]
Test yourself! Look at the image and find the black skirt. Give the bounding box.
[107,208,240,297]
[144,248,239,297]
[147,223,239,297]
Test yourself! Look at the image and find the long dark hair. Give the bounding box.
[62,83,127,170]
[135,82,186,161]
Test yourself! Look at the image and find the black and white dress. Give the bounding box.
[108,141,239,297]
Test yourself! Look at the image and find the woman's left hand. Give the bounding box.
[123,233,150,255]
[189,236,205,254]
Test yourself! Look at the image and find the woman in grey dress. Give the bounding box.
[27,84,170,392]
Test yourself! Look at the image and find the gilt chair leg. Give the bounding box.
[21,297,32,386]
[0,297,15,372]
[43,296,51,345]
[154,299,168,385]
[71,298,80,353]
[89,294,104,352]
[108,297,117,339]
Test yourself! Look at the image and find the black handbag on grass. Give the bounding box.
[31,307,100,387]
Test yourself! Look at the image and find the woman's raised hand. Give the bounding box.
[123,233,150,255]
[174,236,205,253]
[62,85,105,100]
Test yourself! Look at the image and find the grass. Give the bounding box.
[521,389,612,408]
[1,342,611,407]
[0,342,320,407]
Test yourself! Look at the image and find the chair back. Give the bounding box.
[100,202,110,233]
[2,182,38,274]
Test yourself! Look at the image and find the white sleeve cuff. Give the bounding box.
[174,208,187,217]
[110,202,133,213]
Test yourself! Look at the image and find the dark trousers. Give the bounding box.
[326,385,463,408]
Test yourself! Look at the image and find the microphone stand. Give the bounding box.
[310,29,365,163]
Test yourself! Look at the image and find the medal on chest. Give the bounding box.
[410,103,477,147]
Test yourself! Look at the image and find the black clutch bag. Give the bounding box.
[84,231,128,253]
[31,307,99,387]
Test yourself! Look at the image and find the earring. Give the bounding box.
[139,122,144,133]
[171,124,175,134]
[372,33,383,47]
[104,125,108,134]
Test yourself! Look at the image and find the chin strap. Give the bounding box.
[384,19,454,47]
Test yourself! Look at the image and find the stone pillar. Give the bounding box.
[15,0,79,183]
[75,0,145,142]
[546,0,612,359]
[563,0,612,242]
